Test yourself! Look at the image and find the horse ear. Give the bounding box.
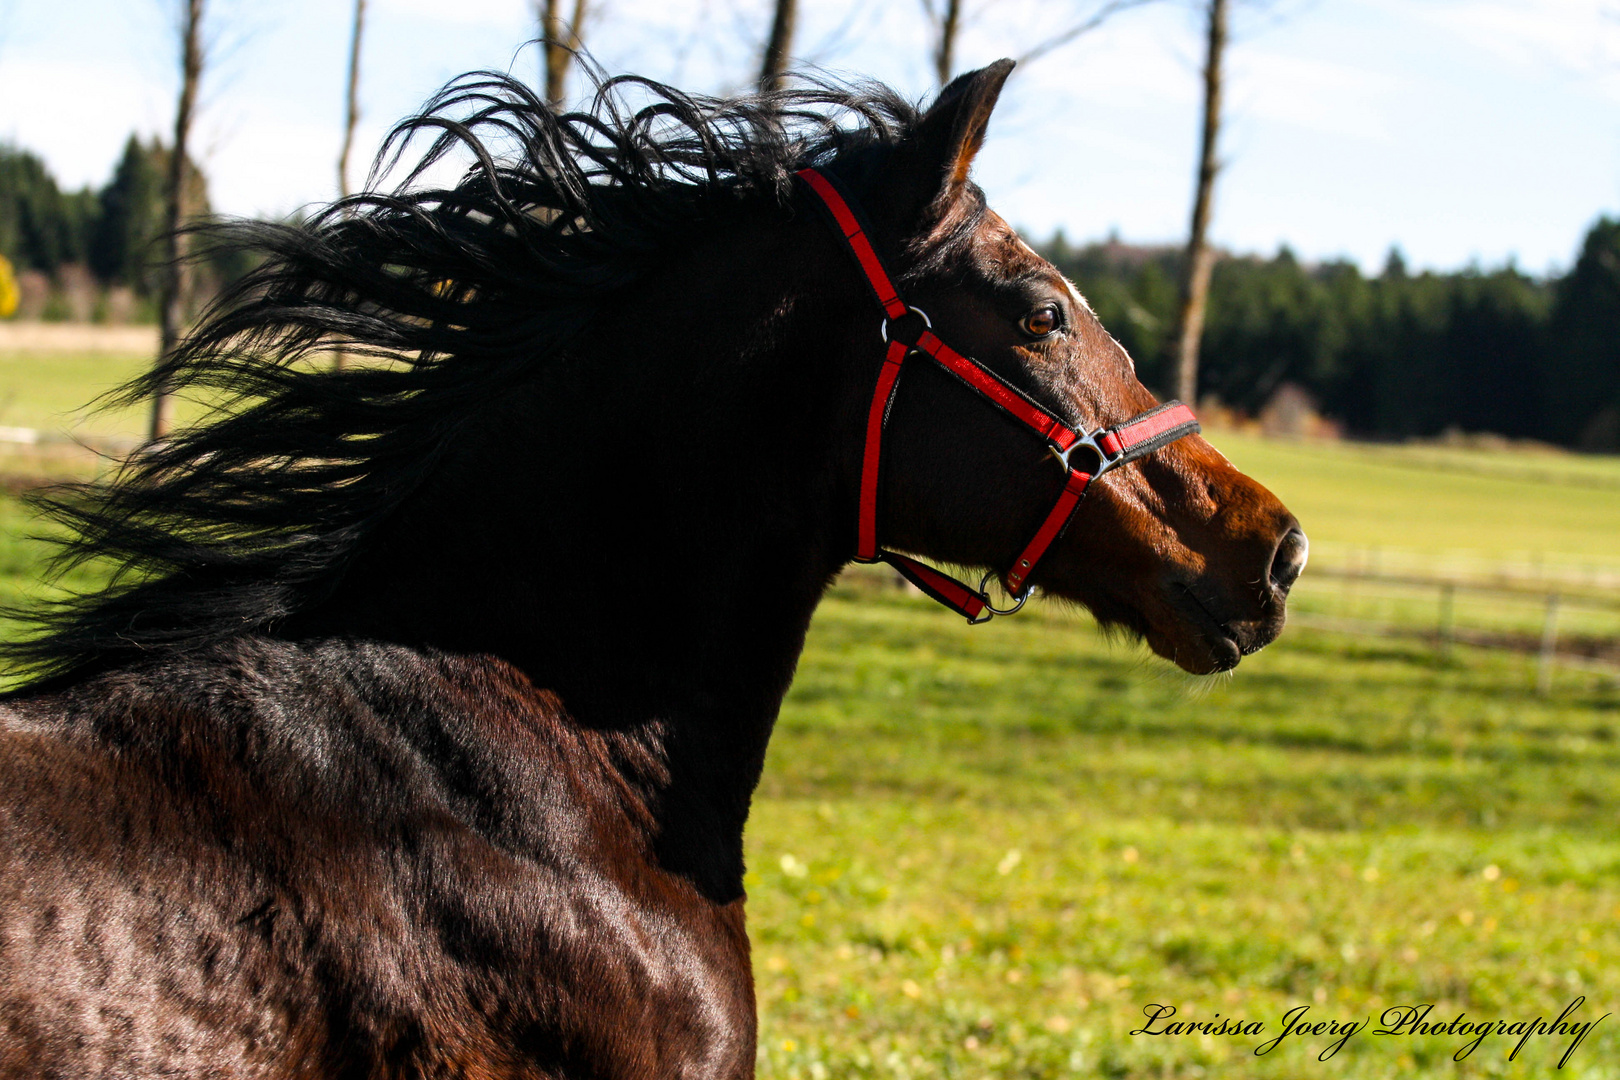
[888,59,1015,230]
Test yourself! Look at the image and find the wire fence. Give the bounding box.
[1291,552,1620,692]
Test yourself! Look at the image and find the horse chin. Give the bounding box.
[1144,622,1243,676]
[1078,580,1283,676]
[1145,581,1288,675]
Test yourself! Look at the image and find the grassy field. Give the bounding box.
[0,349,156,442]
[750,430,1620,1078]
[0,348,1617,1076]
[750,578,1619,1078]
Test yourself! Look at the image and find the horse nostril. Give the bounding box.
[1269,528,1308,593]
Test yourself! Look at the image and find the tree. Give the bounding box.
[338,0,366,200]
[539,0,588,108]
[89,136,216,302]
[1546,217,1620,449]
[759,0,798,92]
[922,0,1154,86]
[1171,0,1228,405]
[153,0,206,442]
[0,145,97,272]
[90,137,165,291]
[1014,0,1157,66]
[0,254,17,319]
[920,0,963,86]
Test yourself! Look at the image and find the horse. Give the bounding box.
[0,60,1304,1077]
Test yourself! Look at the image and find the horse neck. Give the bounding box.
[314,218,861,898]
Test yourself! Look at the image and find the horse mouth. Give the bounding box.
[1143,580,1283,675]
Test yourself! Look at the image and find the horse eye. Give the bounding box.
[1021,304,1061,338]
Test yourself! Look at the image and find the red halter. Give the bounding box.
[797,167,1201,623]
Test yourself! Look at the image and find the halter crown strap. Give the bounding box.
[796,166,1200,621]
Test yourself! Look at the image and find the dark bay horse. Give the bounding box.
[0,61,1304,1077]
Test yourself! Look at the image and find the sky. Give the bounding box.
[2,0,1618,275]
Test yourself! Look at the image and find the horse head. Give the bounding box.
[821,60,1305,673]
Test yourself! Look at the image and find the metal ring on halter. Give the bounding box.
[1048,430,1113,477]
[977,571,1029,617]
[879,305,932,344]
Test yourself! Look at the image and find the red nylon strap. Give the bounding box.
[856,339,910,561]
[1004,469,1093,596]
[883,552,989,622]
[796,169,909,321]
[1098,402,1198,460]
[912,330,1079,451]
[797,167,1079,453]
[797,165,1199,621]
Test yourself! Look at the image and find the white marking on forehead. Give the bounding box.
[1004,228,1099,317]
[998,222,1121,370]
[1010,233,1042,261]
[1103,327,1137,374]
[1060,275,1096,317]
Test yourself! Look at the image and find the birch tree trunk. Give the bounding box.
[152,0,204,443]
[338,0,366,201]
[1172,0,1227,406]
[759,0,798,92]
[931,0,963,86]
[541,0,588,108]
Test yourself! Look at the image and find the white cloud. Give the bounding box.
[1230,49,1403,142]
[1415,0,1620,97]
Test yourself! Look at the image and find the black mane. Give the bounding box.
[2,67,922,686]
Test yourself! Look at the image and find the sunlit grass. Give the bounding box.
[749,577,1620,1078]
[0,350,158,442]
[0,355,1617,1077]
[1210,430,1620,565]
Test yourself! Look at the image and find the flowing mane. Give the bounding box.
[2,70,925,686]
[0,62,1303,1074]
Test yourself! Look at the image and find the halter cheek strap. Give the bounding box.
[797,166,1201,623]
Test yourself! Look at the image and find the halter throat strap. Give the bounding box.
[796,166,1200,622]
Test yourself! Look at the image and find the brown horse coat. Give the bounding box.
[0,62,1301,1077]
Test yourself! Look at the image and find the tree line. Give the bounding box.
[1043,219,1620,451]
[4,0,1613,451]
[4,138,1618,451]
[0,138,247,317]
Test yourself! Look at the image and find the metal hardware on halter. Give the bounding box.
[977,572,1028,617]
[1048,430,1114,477]
[795,165,1201,626]
[879,305,932,345]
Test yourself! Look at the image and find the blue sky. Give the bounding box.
[3,0,1618,274]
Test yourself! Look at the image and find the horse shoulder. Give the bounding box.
[0,641,755,1078]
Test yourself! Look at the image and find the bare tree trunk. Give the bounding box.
[333,0,367,373]
[932,0,963,86]
[1172,0,1227,407]
[152,0,204,443]
[759,0,798,92]
[541,0,588,108]
[338,0,366,200]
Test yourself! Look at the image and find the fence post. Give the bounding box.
[1537,592,1561,695]
[1437,582,1455,660]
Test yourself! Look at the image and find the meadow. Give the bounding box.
[1,346,1617,1077]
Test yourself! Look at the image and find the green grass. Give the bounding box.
[748,578,1620,1078]
[742,432,1620,1078]
[0,350,157,442]
[0,354,1617,1076]
[1211,431,1620,567]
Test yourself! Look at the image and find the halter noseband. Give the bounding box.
[797,167,1201,623]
